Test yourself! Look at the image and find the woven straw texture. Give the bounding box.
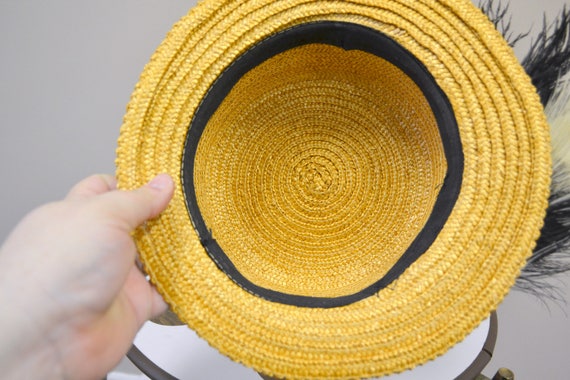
[116,0,551,379]
[194,43,447,298]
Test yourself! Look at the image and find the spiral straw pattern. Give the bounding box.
[194,44,446,298]
[116,0,551,378]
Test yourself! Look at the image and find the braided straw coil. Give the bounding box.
[116,0,551,379]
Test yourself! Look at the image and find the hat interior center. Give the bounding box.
[183,22,463,307]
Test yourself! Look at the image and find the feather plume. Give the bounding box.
[516,73,570,298]
[522,7,570,106]
[478,0,529,47]
[480,1,570,298]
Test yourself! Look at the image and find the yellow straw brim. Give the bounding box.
[116,0,551,378]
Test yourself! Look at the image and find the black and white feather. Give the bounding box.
[522,7,570,106]
[479,0,529,47]
[481,1,570,298]
[519,73,570,298]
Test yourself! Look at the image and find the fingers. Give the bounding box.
[149,286,169,318]
[98,174,175,231]
[66,174,117,200]
[67,173,174,230]
[125,265,168,328]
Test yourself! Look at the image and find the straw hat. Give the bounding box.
[116,0,551,378]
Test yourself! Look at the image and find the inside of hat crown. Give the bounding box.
[192,40,447,299]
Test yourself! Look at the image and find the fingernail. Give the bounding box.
[147,174,172,190]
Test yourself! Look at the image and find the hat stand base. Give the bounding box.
[475,367,515,380]
[126,312,500,380]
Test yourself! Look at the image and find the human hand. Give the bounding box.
[0,174,174,380]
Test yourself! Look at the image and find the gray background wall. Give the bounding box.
[0,1,568,379]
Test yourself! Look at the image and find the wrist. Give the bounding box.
[0,274,64,379]
[0,306,64,380]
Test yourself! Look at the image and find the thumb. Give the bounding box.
[98,174,175,230]
[66,174,118,200]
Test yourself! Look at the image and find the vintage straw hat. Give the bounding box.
[116,0,552,378]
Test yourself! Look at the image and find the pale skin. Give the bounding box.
[0,173,175,380]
